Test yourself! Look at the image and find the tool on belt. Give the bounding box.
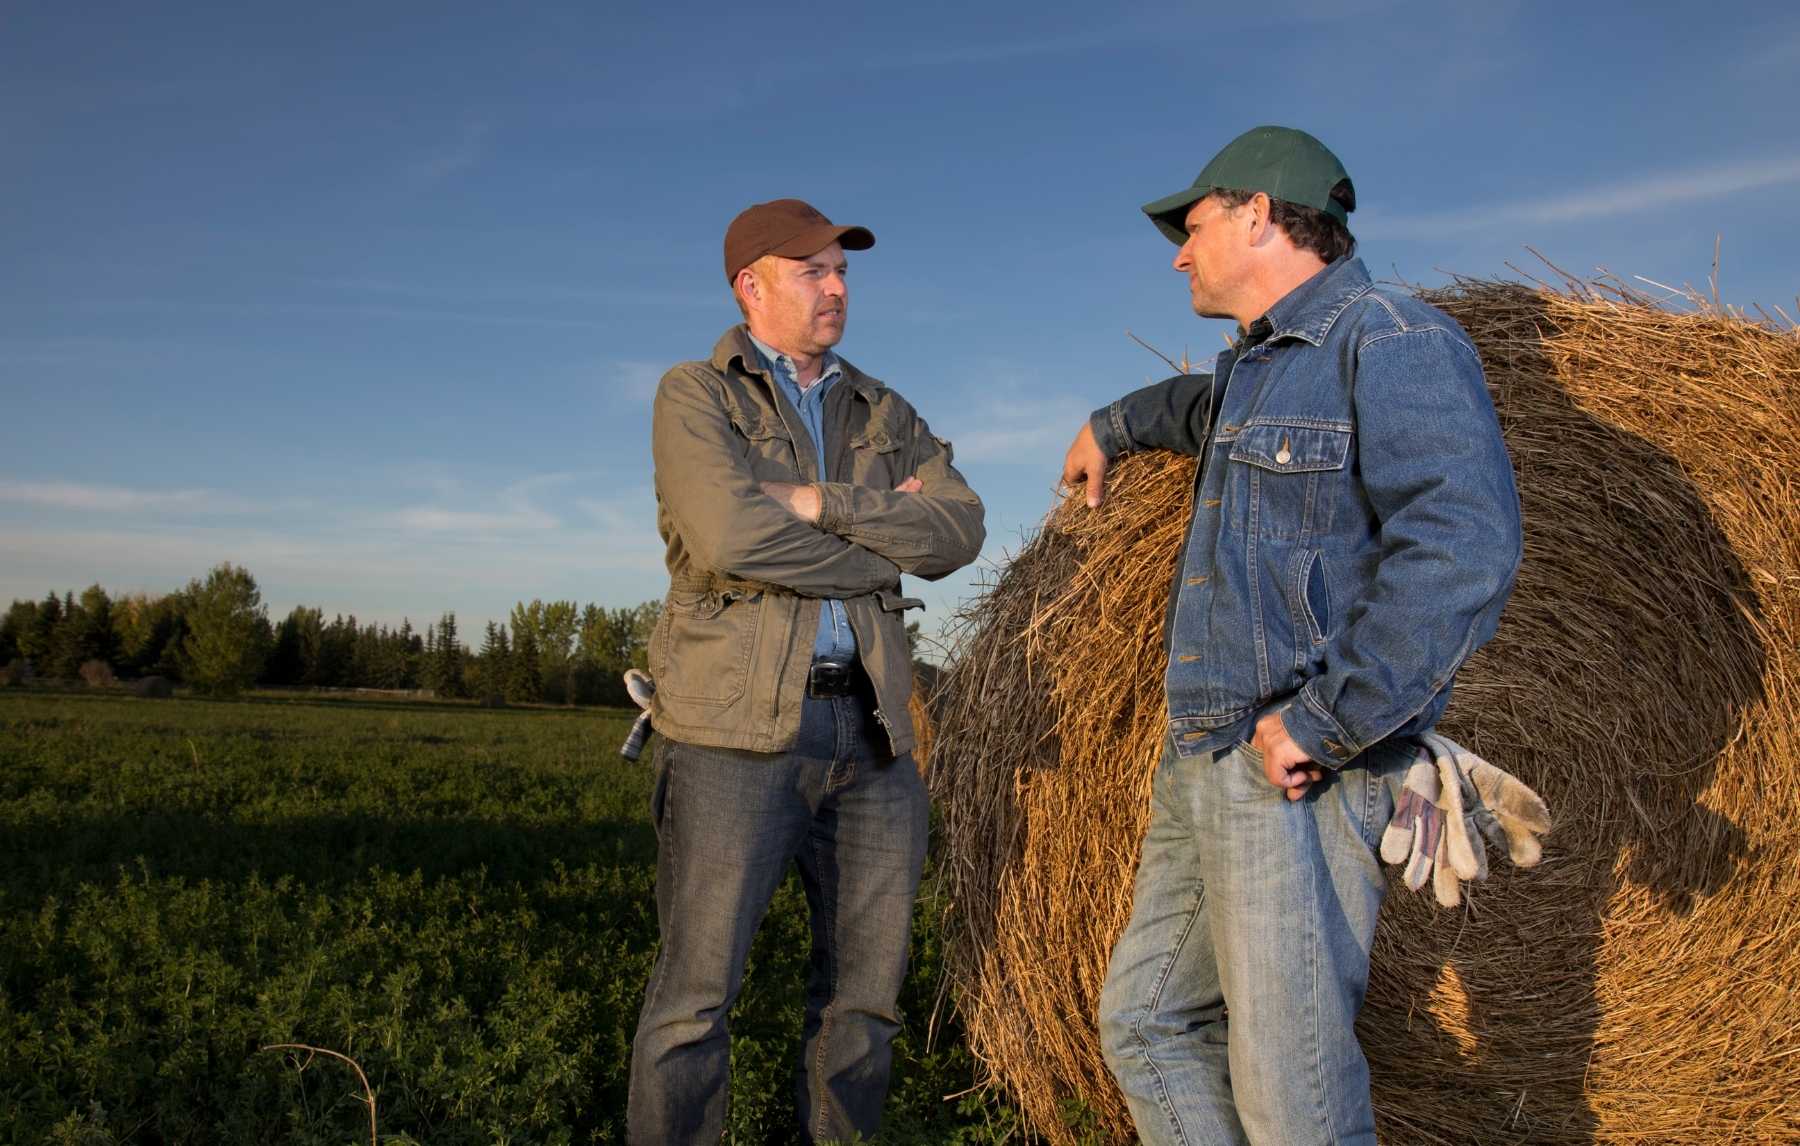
[619,669,656,761]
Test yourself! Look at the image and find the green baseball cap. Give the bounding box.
[1141,125,1354,245]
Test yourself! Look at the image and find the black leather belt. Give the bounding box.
[807,658,859,699]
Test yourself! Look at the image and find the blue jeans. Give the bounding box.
[1098,738,1409,1145]
[626,684,929,1144]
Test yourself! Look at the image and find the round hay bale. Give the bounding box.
[909,661,943,776]
[928,277,1800,1143]
[132,675,174,699]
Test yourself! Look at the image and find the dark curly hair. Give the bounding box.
[1211,179,1357,264]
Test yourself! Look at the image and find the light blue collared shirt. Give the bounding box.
[748,333,857,663]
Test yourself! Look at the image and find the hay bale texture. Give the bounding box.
[927,276,1800,1143]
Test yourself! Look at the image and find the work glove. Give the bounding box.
[1428,732,1552,873]
[1379,749,1466,907]
[1380,752,1445,893]
[619,669,655,762]
[1396,733,1552,907]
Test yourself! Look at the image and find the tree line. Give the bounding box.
[0,562,661,707]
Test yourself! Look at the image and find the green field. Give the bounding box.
[0,690,1019,1144]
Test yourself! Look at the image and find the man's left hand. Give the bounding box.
[1253,709,1322,801]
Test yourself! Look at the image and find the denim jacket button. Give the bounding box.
[1275,447,1292,464]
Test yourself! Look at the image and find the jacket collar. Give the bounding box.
[1247,256,1372,349]
[711,324,885,400]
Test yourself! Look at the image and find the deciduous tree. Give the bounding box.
[181,564,269,696]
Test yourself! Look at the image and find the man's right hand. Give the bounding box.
[1061,422,1110,508]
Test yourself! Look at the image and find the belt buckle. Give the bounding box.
[807,659,854,698]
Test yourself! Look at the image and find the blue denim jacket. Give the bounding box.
[1090,257,1522,768]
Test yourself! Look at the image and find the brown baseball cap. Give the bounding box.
[723,198,874,284]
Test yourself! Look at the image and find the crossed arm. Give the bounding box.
[654,367,984,596]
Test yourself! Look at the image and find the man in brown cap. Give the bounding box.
[627,198,985,1143]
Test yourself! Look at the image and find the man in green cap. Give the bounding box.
[1061,126,1522,1142]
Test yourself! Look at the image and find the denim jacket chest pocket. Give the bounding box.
[1226,420,1355,541]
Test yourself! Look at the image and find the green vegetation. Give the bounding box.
[0,691,1016,1143]
[0,565,662,708]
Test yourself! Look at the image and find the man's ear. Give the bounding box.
[1245,192,1273,245]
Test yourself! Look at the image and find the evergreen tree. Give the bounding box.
[76,584,115,667]
[316,614,354,687]
[45,591,87,680]
[265,608,306,686]
[429,611,465,698]
[506,625,541,704]
[29,592,63,668]
[396,619,421,688]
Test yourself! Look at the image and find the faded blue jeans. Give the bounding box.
[1098,738,1409,1145]
[626,683,928,1144]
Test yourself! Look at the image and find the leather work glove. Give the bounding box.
[619,669,655,762]
[1380,752,1446,894]
[1417,732,1553,907]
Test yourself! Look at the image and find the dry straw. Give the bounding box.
[923,273,1800,1143]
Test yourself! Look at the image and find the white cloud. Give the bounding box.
[0,480,257,514]
[576,487,658,535]
[386,474,574,534]
[936,394,1093,466]
[867,25,1146,70]
[390,506,557,532]
[615,361,666,405]
[1359,154,1800,240]
[403,117,494,188]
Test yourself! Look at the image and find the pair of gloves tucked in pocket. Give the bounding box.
[1380,733,1552,907]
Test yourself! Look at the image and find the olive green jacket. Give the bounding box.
[646,325,985,756]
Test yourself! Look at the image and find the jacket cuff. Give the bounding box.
[1090,402,1131,459]
[813,481,855,534]
[1277,687,1360,770]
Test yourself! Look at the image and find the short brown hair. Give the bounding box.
[1212,179,1357,264]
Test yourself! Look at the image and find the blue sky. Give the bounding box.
[3,0,1797,650]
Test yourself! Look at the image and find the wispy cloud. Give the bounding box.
[403,117,495,189]
[1359,153,1800,240]
[936,391,1093,466]
[576,487,657,535]
[866,24,1149,70]
[300,275,720,312]
[614,361,665,405]
[73,295,616,331]
[387,474,569,535]
[1744,22,1800,75]
[0,480,258,514]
